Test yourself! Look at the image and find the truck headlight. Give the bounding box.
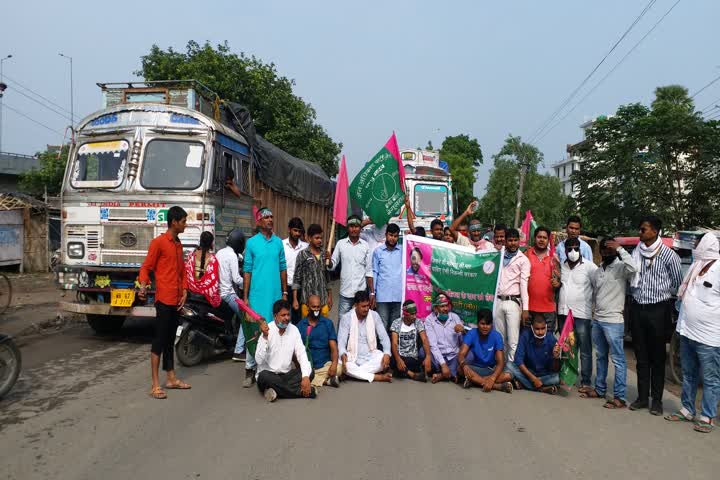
[67,242,85,259]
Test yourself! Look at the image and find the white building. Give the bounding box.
[552,117,605,197]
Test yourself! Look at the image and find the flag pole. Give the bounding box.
[326,219,336,267]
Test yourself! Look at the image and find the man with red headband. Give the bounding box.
[425,293,465,383]
[242,206,287,388]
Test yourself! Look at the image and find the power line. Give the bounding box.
[535,0,682,144]
[528,0,658,144]
[2,74,78,121]
[708,111,720,121]
[691,72,720,99]
[700,96,720,113]
[2,103,64,135]
[7,85,73,122]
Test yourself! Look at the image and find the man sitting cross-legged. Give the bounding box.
[458,309,513,393]
[390,300,432,382]
[298,294,343,388]
[425,293,465,383]
[255,299,316,402]
[506,315,562,395]
[337,291,393,383]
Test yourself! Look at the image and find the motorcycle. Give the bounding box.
[175,293,238,367]
[0,333,21,399]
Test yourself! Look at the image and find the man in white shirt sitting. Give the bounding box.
[255,299,315,402]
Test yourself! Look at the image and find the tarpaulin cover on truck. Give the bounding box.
[223,102,334,207]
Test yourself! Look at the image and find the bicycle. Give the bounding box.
[0,273,11,315]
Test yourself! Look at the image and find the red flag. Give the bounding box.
[384,132,405,192]
[520,210,534,247]
[558,309,575,353]
[333,155,349,226]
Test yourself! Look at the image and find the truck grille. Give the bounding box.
[102,225,154,250]
[100,253,146,267]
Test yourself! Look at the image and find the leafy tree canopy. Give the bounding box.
[137,41,342,176]
[19,146,68,197]
[440,134,483,214]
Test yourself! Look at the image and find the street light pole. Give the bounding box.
[58,53,74,134]
[0,54,13,154]
[513,158,527,229]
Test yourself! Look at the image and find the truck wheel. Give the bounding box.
[175,329,204,367]
[669,331,683,385]
[87,315,125,335]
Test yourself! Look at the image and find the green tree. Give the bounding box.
[574,85,720,233]
[477,135,568,230]
[439,134,483,213]
[19,146,68,197]
[137,41,342,176]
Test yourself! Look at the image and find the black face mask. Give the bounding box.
[602,255,618,265]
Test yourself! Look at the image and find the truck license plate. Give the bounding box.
[110,289,135,307]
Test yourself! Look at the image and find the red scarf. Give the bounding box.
[185,250,221,307]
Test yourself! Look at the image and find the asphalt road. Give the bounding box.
[2,313,719,480]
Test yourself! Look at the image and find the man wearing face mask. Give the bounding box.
[586,237,638,409]
[424,293,465,383]
[558,236,597,393]
[449,201,493,250]
[494,228,530,362]
[298,295,342,388]
[255,300,315,402]
[507,316,562,394]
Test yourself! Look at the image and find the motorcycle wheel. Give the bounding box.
[175,329,205,367]
[0,337,22,399]
[669,331,683,385]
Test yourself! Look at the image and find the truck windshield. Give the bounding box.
[414,184,448,216]
[71,140,128,188]
[141,140,204,190]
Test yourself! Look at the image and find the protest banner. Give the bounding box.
[349,133,405,226]
[402,235,502,324]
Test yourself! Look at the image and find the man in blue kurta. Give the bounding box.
[242,207,288,387]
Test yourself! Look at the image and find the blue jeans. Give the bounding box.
[431,355,459,377]
[224,293,256,369]
[338,295,355,319]
[376,302,401,331]
[506,362,559,390]
[680,335,720,423]
[573,317,593,387]
[592,320,627,401]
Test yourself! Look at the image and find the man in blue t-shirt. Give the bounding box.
[297,295,341,388]
[507,315,562,394]
[458,309,513,393]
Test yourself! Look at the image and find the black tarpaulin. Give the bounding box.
[253,135,334,207]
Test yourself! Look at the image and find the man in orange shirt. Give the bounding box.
[139,206,191,399]
[526,227,560,333]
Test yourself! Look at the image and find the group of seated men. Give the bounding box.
[254,290,562,402]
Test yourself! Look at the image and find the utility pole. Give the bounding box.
[513,157,527,228]
[58,53,74,136]
[0,54,12,154]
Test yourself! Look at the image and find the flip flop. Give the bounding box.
[579,389,603,399]
[664,411,693,422]
[150,386,167,399]
[603,398,627,409]
[693,421,714,434]
[165,380,192,390]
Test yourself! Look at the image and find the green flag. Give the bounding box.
[349,133,405,226]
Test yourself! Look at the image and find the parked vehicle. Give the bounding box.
[0,274,20,399]
[55,80,333,334]
[391,148,453,234]
[175,293,238,367]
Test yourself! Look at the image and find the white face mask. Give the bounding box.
[568,250,580,262]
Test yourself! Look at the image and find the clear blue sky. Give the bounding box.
[1,0,718,196]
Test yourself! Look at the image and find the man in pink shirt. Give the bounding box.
[494,228,530,362]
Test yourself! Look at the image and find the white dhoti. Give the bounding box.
[345,350,385,382]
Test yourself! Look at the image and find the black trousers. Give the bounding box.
[257,369,315,398]
[391,355,423,377]
[631,301,671,402]
[153,302,179,371]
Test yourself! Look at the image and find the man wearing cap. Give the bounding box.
[242,206,287,388]
[328,214,374,318]
[424,293,465,383]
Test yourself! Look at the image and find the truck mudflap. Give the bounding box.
[59,301,156,317]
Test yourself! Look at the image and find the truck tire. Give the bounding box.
[175,329,204,367]
[87,315,125,335]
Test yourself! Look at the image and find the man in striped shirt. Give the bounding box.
[628,215,682,416]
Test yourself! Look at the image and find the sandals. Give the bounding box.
[579,389,603,399]
[540,385,558,395]
[693,421,714,434]
[149,386,167,399]
[165,380,192,390]
[603,398,627,409]
[664,411,693,422]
